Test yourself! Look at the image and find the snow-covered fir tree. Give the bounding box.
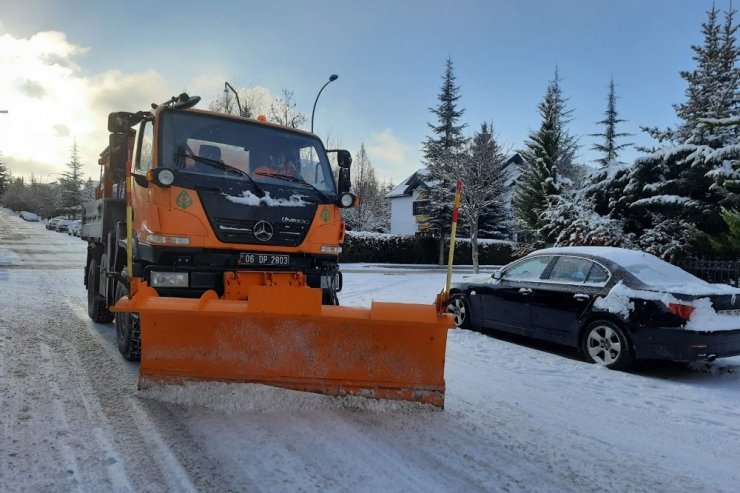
[709,207,740,255]
[513,68,578,243]
[60,140,85,214]
[584,78,633,217]
[591,79,633,167]
[620,5,740,258]
[423,57,468,264]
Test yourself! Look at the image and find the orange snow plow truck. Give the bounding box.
[81,93,454,407]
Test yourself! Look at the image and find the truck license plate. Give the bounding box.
[239,253,290,266]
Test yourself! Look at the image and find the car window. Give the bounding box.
[503,256,553,281]
[585,263,609,284]
[547,256,594,283]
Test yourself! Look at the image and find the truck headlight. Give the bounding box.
[338,193,356,208]
[153,168,175,187]
[150,271,189,288]
[146,234,191,245]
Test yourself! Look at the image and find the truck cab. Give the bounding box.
[83,96,355,336]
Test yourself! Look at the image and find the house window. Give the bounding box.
[412,200,430,215]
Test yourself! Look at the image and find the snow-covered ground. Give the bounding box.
[1,208,739,492]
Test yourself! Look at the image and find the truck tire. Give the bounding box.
[114,281,141,361]
[87,258,114,323]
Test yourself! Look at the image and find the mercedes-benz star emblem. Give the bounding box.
[253,220,273,242]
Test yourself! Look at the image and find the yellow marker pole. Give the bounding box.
[445,179,463,295]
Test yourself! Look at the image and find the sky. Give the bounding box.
[0,0,731,185]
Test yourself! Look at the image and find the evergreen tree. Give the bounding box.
[59,140,85,215]
[710,208,740,255]
[591,79,632,167]
[0,152,8,199]
[585,79,633,216]
[423,57,468,264]
[513,68,578,242]
[621,5,740,257]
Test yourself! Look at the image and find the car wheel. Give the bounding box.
[448,295,471,329]
[582,320,635,370]
[87,258,114,323]
[114,281,141,361]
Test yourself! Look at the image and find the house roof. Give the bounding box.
[386,152,526,199]
[385,169,435,198]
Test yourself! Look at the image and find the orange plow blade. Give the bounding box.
[114,285,455,407]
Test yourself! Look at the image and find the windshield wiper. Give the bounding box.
[254,171,331,202]
[176,151,264,197]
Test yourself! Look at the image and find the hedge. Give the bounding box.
[340,231,516,265]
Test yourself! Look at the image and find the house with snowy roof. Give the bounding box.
[386,153,524,237]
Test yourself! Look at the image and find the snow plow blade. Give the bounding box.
[114,285,454,407]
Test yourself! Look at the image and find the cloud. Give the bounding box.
[53,124,70,137]
[17,79,47,98]
[364,129,420,184]
[0,30,174,180]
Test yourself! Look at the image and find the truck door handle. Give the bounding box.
[573,293,590,302]
[519,288,532,295]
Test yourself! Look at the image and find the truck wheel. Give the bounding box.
[114,281,141,361]
[322,290,339,305]
[87,258,114,323]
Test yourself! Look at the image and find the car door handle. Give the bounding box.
[573,293,590,302]
[519,288,532,295]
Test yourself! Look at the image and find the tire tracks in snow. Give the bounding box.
[1,219,244,491]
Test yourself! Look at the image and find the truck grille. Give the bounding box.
[213,218,309,246]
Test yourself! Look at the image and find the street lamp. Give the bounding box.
[310,74,338,133]
[223,82,244,117]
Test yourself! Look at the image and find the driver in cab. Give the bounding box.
[253,150,300,179]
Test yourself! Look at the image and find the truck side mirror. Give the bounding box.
[109,133,128,183]
[337,150,352,168]
[327,149,352,169]
[108,111,144,133]
[338,167,351,194]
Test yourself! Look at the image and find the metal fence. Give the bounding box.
[676,258,740,287]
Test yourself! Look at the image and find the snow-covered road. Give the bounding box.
[1,208,739,492]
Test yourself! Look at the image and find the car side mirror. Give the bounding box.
[492,270,502,280]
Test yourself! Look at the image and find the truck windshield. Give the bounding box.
[158,110,337,196]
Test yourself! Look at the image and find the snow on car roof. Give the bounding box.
[535,246,740,295]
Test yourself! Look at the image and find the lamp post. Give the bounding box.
[310,74,338,134]
[223,82,244,117]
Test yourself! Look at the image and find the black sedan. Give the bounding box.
[448,246,740,369]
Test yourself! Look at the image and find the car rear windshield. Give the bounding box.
[618,253,705,288]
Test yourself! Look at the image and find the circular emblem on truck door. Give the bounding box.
[253,220,273,242]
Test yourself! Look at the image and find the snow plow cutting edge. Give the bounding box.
[113,284,455,408]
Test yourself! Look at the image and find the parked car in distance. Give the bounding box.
[55,219,72,232]
[46,216,65,230]
[19,211,40,222]
[68,220,82,236]
[449,246,740,370]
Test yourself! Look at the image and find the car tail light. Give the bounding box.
[668,302,695,320]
